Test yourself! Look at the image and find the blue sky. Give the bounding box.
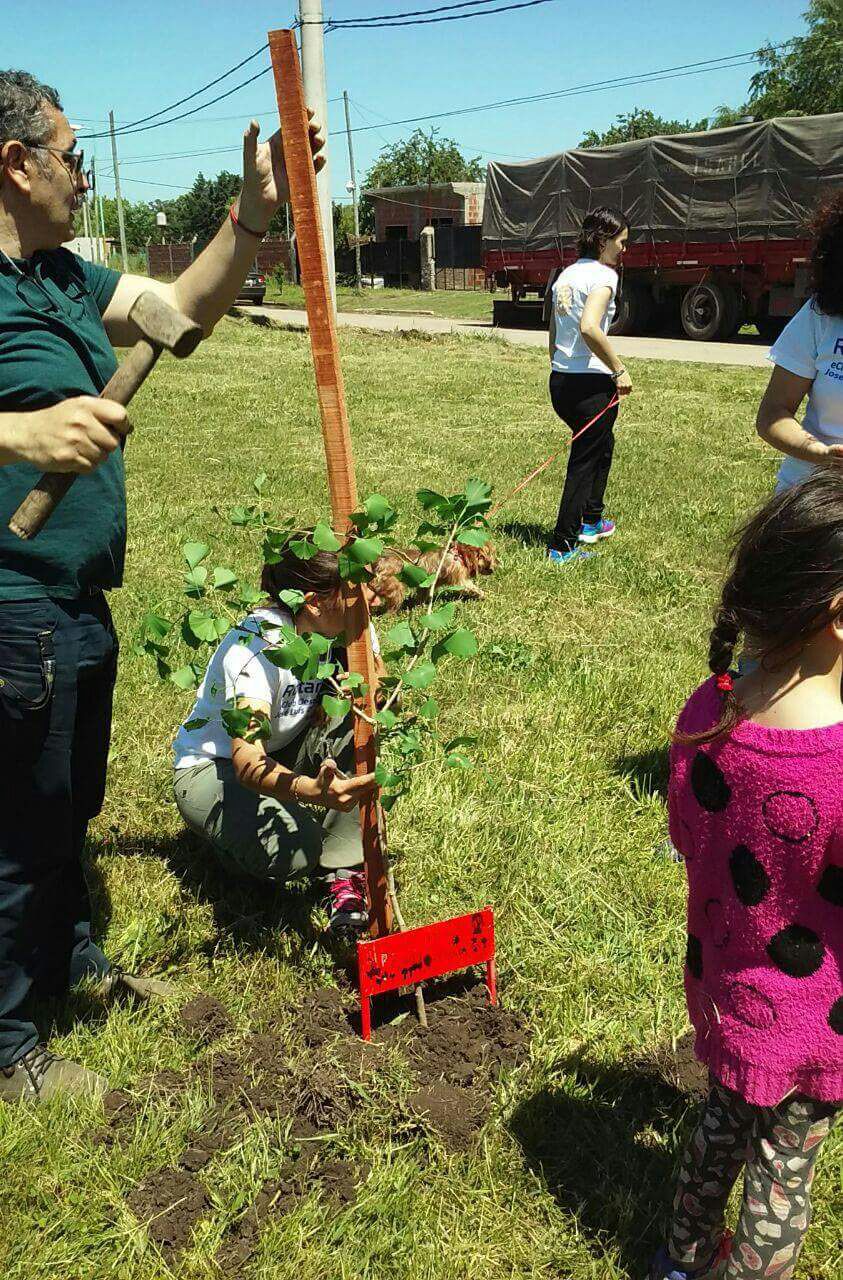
[10,0,807,205]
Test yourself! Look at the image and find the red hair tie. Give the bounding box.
[716,672,734,693]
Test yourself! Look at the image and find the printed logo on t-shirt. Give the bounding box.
[278,679,322,716]
[556,284,574,315]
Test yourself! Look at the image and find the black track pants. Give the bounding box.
[549,371,619,552]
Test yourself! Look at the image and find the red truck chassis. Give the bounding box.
[484,237,811,341]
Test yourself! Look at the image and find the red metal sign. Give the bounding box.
[356,908,496,1040]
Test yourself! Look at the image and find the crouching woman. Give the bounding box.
[172,544,380,935]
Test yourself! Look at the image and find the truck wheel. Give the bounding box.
[680,282,740,341]
[609,285,639,335]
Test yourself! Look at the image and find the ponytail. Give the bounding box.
[674,606,744,746]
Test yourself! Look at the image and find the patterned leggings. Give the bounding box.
[667,1080,838,1278]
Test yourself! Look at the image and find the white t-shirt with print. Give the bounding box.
[769,300,843,491]
[551,259,618,375]
[173,605,379,770]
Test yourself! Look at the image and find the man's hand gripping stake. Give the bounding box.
[9,291,202,540]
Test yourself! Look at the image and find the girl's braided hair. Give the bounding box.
[676,470,843,745]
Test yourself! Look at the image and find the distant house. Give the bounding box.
[364,181,485,242]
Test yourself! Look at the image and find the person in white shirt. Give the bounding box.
[173,542,382,936]
[546,207,632,566]
[757,192,843,490]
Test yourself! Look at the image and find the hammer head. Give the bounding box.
[128,291,203,357]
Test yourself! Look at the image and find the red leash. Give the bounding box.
[488,393,620,518]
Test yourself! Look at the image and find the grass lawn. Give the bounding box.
[1,321,839,1279]
[264,281,494,321]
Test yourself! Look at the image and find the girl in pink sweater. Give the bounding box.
[652,471,842,1280]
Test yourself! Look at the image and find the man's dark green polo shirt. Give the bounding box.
[0,249,124,598]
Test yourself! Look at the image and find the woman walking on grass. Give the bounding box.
[546,206,632,567]
[756,191,843,492]
[172,544,381,938]
[652,472,842,1280]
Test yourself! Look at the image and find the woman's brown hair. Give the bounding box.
[260,539,341,603]
[808,190,843,318]
[676,470,843,745]
[577,206,628,260]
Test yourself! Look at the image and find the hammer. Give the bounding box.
[9,291,203,540]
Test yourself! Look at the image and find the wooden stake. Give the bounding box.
[268,28,391,937]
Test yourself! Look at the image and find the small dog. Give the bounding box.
[369,542,497,614]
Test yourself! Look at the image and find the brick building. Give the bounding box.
[365,182,485,242]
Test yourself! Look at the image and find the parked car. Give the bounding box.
[235,265,267,305]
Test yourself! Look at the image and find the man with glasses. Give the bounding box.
[0,70,323,1102]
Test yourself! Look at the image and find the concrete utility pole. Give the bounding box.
[343,90,362,292]
[299,0,335,304]
[109,110,129,272]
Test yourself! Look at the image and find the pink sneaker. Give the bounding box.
[325,870,369,935]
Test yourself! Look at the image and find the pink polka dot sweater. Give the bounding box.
[669,678,843,1106]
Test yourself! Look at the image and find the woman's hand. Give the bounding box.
[299,759,378,811]
[614,368,633,397]
[237,113,325,233]
[821,443,843,468]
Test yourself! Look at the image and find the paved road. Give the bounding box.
[238,304,771,369]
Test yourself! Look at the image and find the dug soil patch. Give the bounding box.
[643,1030,708,1101]
[126,1167,210,1257]
[178,994,233,1044]
[381,982,530,1151]
[123,979,529,1260]
[216,1153,366,1274]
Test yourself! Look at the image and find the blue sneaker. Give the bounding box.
[579,516,616,543]
[547,546,596,566]
[648,1245,727,1280]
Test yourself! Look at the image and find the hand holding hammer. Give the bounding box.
[9,291,203,540]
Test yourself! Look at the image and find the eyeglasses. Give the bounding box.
[28,144,92,187]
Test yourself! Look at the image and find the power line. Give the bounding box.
[321,0,558,27]
[78,43,269,140]
[79,65,273,142]
[85,41,788,185]
[324,0,504,21]
[336,48,779,135]
[350,95,532,159]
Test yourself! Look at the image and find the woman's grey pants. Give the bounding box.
[173,715,363,882]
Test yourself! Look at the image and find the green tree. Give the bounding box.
[99,196,157,252]
[745,0,842,118]
[580,108,706,148]
[706,104,755,129]
[332,201,356,251]
[363,128,483,189]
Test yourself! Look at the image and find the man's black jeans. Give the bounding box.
[549,371,619,552]
[0,593,117,1068]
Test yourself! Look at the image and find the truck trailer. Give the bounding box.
[483,113,843,341]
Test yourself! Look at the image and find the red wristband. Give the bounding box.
[229,205,267,239]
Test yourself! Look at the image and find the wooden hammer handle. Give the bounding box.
[9,339,159,540]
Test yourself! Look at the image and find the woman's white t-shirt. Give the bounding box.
[769,300,843,491]
[551,259,618,375]
[173,605,379,770]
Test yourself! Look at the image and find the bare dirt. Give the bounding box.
[120,979,529,1264]
[178,994,233,1044]
[126,1167,211,1256]
[643,1030,709,1101]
